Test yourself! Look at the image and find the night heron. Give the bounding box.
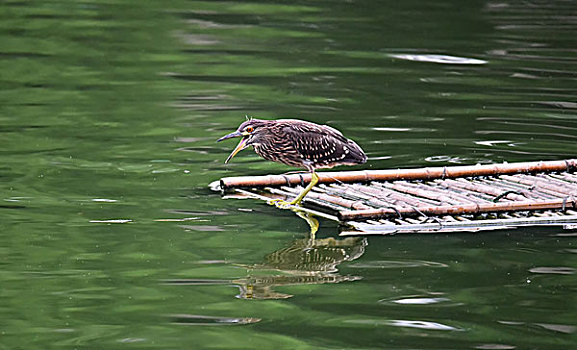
[217,118,367,206]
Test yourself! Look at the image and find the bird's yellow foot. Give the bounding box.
[267,198,300,209]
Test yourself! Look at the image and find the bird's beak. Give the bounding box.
[217,131,243,142]
[217,131,249,164]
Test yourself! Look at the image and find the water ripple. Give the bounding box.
[348,260,448,269]
[499,320,577,334]
[346,318,461,331]
[388,319,461,331]
[535,323,577,334]
[89,219,132,224]
[390,53,487,65]
[169,314,261,326]
[529,267,576,275]
[475,344,516,350]
[380,296,451,305]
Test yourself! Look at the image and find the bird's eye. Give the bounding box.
[246,126,254,133]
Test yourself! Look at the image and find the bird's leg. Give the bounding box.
[289,171,318,205]
[267,171,318,208]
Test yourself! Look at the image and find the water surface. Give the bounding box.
[1,0,576,349]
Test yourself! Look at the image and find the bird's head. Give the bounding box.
[216,118,269,163]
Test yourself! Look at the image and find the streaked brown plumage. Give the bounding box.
[217,118,367,206]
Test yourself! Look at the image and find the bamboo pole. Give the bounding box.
[523,174,577,196]
[445,178,527,201]
[433,179,484,204]
[370,182,441,206]
[399,181,478,205]
[325,184,402,209]
[539,174,577,191]
[379,181,458,205]
[340,214,577,236]
[501,175,574,198]
[338,197,577,221]
[560,173,577,183]
[478,177,546,200]
[348,183,427,207]
[219,159,577,189]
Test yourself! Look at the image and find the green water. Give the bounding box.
[2,0,577,349]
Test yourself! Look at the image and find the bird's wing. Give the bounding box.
[281,124,358,170]
[280,120,349,143]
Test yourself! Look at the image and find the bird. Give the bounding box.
[217,117,367,207]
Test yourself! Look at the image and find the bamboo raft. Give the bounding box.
[213,159,577,235]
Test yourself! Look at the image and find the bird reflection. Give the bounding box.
[234,273,361,300]
[164,218,367,300]
[233,231,367,300]
[295,210,320,237]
